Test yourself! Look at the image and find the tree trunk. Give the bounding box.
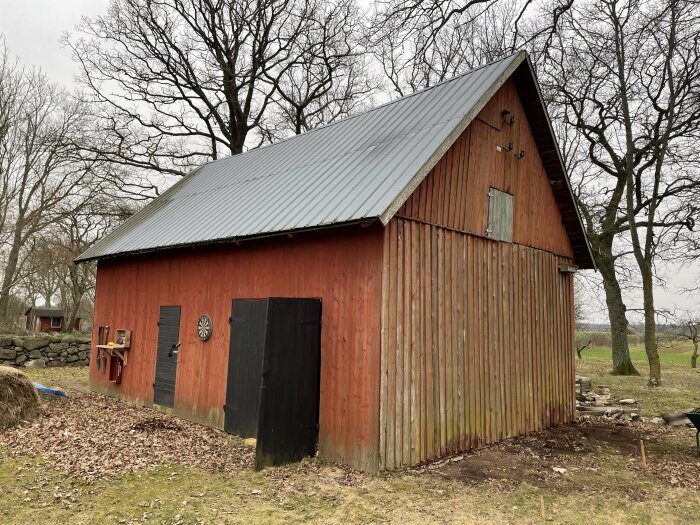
[691,341,698,369]
[0,228,23,320]
[63,301,81,333]
[640,265,661,386]
[62,265,83,333]
[597,254,639,376]
[62,288,82,333]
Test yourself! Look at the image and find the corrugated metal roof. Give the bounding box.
[77,51,593,267]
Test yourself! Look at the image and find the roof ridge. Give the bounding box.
[212,51,525,164]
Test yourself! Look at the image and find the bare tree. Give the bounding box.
[369,0,520,96]
[20,238,62,308]
[66,0,372,183]
[54,201,129,332]
[0,63,105,320]
[368,0,583,94]
[540,0,700,385]
[261,0,376,139]
[0,40,23,245]
[660,309,700,368]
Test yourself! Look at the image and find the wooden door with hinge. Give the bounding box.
[153,306,181,407]
[256,297,322,470]
[224,297,322,470]
[224,299,267,437]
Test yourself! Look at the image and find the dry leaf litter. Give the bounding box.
[0,387,254,481]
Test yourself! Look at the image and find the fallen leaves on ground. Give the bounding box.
[0,388,254,481]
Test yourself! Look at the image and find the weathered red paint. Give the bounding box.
[91,76,582,473]
[91,225,384,471]
[380,79,577,469]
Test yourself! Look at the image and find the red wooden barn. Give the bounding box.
[78,51,594,472]
[24,306,81,332]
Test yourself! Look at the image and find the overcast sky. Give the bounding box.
[1,0,698,322]
[0,0,109,85]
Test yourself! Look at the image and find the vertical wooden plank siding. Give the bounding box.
[397,78,574,260]
[91,225,384,472]
[379,220,575,467]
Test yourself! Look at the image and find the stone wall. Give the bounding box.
[0,333,91,368]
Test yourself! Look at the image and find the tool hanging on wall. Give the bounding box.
[102,326,110,371]
[97,326,103,370]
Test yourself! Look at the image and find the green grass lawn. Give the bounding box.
[576,344,700,416]
[0,352,698,524]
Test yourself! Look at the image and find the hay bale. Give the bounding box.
[0,365,41,432]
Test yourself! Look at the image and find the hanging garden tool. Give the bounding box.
[97,326,103,370]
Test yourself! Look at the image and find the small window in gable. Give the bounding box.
[485,188,514,242]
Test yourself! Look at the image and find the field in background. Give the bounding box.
[576,342,700,416]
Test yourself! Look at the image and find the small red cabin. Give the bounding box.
[25,306,81,333]
[78,52,594,472]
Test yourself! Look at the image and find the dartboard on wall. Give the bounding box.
[197,315,213,341]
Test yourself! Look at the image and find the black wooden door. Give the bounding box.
[256,298,322,470]
[224,299,267,437]
[153,306,181,407]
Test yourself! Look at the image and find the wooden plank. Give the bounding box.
[526,247,534,432]
[426,224,436,459]
[504,243,513,437]
[531,249,540,429]
[430,226,440,458]
[456,134,466,228]
[487,242,496,443]
[402,220,412,465]
[396,220,405,466]
[379,224,391,470]
[451,231,460,450]
[443,146,454,228]
[444,230,454,451]
[467,236,476,449]
[387,221,398,469]
[431,154,443,226]
[458,235,467,449]
[499,245,508,437]
[568,271,575,421]
[409,221,419,464]
[478,238,487,446]
[417,223,426,462]
[437,228,446,454]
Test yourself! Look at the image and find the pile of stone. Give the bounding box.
[575,376,642,421]
[0,333,91,369]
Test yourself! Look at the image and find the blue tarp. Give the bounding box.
[33,383,67,397]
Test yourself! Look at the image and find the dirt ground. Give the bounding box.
[418,419,700,491]
[1,366,699,524]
